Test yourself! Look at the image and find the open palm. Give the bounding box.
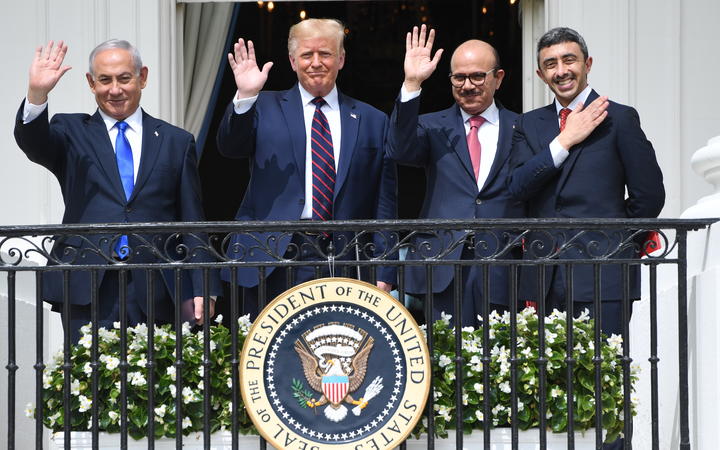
[404,25,443,88]
[28,41,71,104]
[228,38,273,99]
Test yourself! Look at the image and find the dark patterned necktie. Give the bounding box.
[310,97,335,221]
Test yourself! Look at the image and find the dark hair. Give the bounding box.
[536,27,588,67]
[89,39,143,76]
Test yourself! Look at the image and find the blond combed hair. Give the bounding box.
[288,18,345,56]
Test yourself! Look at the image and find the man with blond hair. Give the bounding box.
[217,19,397,317]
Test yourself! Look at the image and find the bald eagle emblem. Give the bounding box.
[293,322,384,423]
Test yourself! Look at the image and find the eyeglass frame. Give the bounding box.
[448,68,498,87]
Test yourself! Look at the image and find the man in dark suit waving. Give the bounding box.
[507,27,665,336]
[386,25,524,327]
[217,19,397,317]
[14,40,220,341]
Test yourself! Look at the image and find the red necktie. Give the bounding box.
[467,116,485,181]
[310,97,335,221]
[559,108,571,131]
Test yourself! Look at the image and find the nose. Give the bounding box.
[555,61,570,78]
[109,80,123,96]
[310,52,322,67]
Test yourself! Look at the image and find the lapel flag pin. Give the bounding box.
[350,113,357,119]
[154,131,159,137]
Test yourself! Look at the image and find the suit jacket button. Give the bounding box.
[125,206,132,213]
[475,198,482,205]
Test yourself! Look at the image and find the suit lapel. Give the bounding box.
[279,86,307,182]
[87,111,127,201]
[480,107,514,192]
[442,105,476,183]
[554,90,599,196]
[130,111,163,201]
[335,91,359,199]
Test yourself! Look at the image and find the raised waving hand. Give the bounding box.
[27,41,72,105]
[403,25,443,92]
[228,38,274,99]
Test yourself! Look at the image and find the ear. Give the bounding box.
[494,69,505,89]
[337,50,345,71]
[584,56,593,74]
[289,53,298,72]
[85,73,96,92]
[139,66,149,89]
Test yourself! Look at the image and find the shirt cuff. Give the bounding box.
[232,92,258,115]
[400,85,421,103]
[23,98,48,124]
[549,137,570,167]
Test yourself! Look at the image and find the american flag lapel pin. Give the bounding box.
[350,113,357,119]
[154,131,159,137]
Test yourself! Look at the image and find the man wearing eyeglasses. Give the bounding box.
[386,26,524,327]
[507,27,665,337]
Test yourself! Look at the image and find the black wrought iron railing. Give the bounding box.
[0,218,715,449]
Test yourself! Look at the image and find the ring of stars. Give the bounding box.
[265,303,406,444]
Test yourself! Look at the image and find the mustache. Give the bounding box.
[553,74,574,83]
[458,89,482,97]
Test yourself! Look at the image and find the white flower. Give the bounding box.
[198,366,204,378]
[78,334,93,349]
[470,355,483,372]
[446,371,455,381]
[226,377,233,389]
[521,346,533,358]
[155,404,167,418]
[475,410,484,421]
[214,314,224,324]
[210,340,217,351]
[129,372,147,387]
[43,372,52,389]
[48,412,60,427]
[182,386,198,404]
[113,321,121,329]
[607,334,624,354]
[71,379,81,396]
[438,354,452,368]
[440,312,452,325]
[166,366,177,381]
[100,355,120,371]
[24,402,35,418]
[182,322,192,335]
[198,380,204,390]
[83,362,93,376]
[135,356,147,368]
[499,381,511,394]
[551,387,563,398]
[78,395,92,412]
[435,404,452,422]
[575,308,590,322]
[108,411,119,423]
[99,327,118,343]
[169,384,177,398]
[462,392,468,405]
[182,416,193,429]
[238,314,252,333]
[473,382,484,394]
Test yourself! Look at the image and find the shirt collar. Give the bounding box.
[554,84,593,114]
[98,107,143,133]
[298,83,340,111]
[460,100,500,126]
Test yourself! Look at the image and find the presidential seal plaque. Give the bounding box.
[241,278,431,450]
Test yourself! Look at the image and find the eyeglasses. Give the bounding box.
[449,69,497,87]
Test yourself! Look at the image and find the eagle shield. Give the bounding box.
[322,374,349,405]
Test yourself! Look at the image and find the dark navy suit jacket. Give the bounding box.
[507,90,665,303]
[14,101,220,321]
[386,95,524,304]
[216,85,397,287]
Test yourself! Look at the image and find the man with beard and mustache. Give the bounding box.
[386,25,524,327]
[507,27,665,337]
[217,19,396,319]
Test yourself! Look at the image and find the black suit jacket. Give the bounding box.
[14,101,220,319]
[507,90,665,302]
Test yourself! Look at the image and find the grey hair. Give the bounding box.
[288,18,345,56]
[536,27,589,67]
[88,39,143,76]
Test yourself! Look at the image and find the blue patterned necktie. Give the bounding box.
[310,97,335,221]
[115,121,134,258]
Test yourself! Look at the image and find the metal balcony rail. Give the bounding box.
[1,217,715,450]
